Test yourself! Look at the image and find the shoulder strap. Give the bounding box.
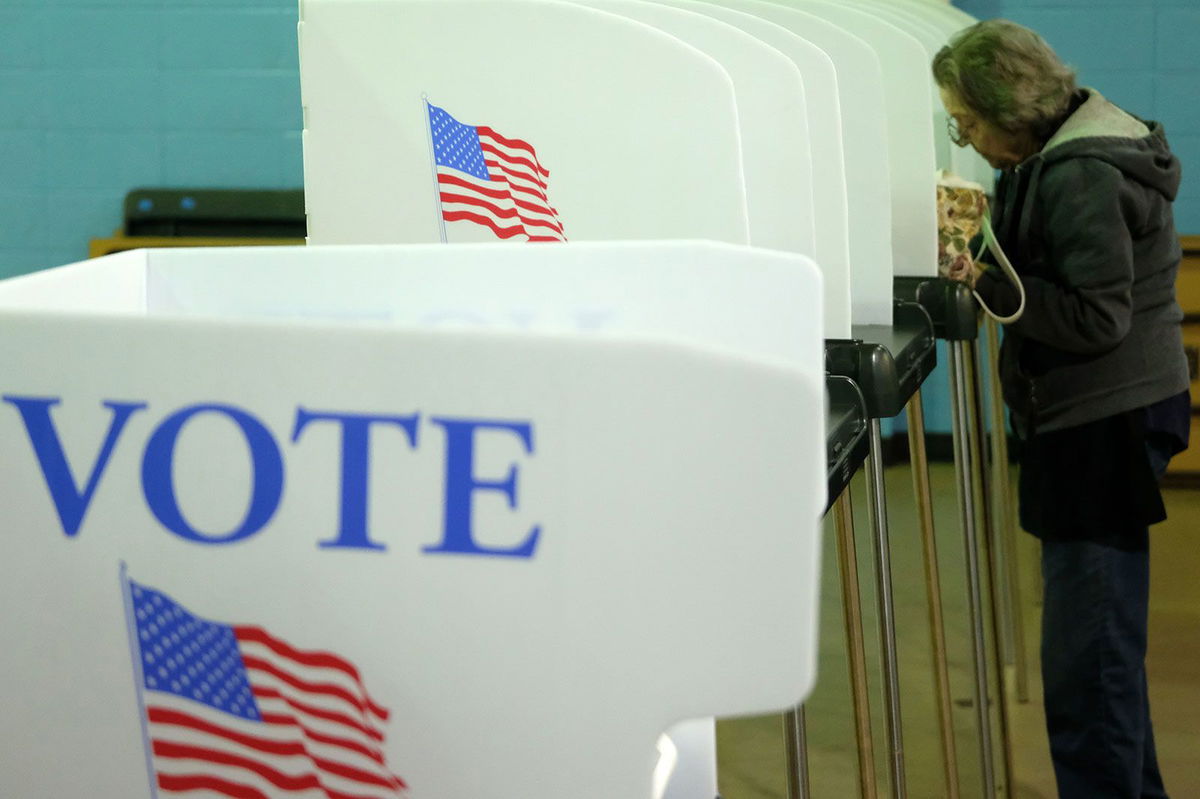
[973,211,1025,324]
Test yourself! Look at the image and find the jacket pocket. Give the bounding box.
[1000,337,1039,437]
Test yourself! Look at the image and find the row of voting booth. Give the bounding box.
[0,0,1030,797]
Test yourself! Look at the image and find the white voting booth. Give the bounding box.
[578,0,818,259]
[299,0,749,247]
[881,0,995,189]
[783,0,938,277]
[654,0,857,331]
[706,0,896,323]
[0,242,825,798]
[838,0,973,179]
[298,0,866,338]
[278,1,987,796]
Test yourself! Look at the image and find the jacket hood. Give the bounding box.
[1038,89,1181,201]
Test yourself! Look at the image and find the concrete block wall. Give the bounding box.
[5,1,1193,272]
[3,0,1192,438]
[0,0,302,278]
[955,0,1200,233]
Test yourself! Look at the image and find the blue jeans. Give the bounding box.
[1039,438,1171,798]
[1041,535,1167,798]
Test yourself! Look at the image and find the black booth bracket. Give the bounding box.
[824,301,937,419]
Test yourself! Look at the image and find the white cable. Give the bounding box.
[972,211,1026,324]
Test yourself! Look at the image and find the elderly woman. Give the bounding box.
[933,20,1189,799]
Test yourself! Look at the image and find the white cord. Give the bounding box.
[972,211,1025,323]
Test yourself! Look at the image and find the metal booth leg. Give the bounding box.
[834,486,878,799]
[783,706,811,799]
[948,341,997,798]
[865,420,906,799]
[905,390,961,799]
[965,343,1016,798]
[983,318,1030,703]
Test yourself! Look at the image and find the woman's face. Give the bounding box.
[939,87,1037,170]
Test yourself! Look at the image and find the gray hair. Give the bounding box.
[932,19,1077,138]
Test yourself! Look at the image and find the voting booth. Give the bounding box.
[297,0,867,338]
[653,0,857,332]
[293,2,967,798]
[0,242,826,798]
[0,1,1006,797]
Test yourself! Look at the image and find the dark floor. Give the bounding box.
[715,463,1200,798]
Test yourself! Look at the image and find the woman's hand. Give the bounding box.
[947,255,984,288]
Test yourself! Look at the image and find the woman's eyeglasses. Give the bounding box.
[947,115,974,147]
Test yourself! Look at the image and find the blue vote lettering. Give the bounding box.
[424,417,540,559]
[2,396,146,537]
[4,397,540,558]
[292,408,420,552]
[142,404,284,544]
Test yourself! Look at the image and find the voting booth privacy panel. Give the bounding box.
[579,0,818,259]
[782,0,939,278]
[298,0,873,338]
[0,243,825,798]
[298,0,749,247]
[652,0,860,336]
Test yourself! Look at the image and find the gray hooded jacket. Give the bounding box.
[975,89,1190,434]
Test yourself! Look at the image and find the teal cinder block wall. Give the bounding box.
[0,0,303,277]
[2,0,1194,436]
[953,0,1200,234]
[906,0,1200,436]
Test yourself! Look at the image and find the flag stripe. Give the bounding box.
[148,700,404,791]
[488,171,558,209]
[233,627,386,717]
[484,159,550,195]
[241,654,382,723]
[439,192,565,234]
[476,126,550,175]
[253,686,385,742]
[151,706,307,757]
[484,165,560,222]
[147,700,400,791]
[438,169,564,236]
[437,172,563,226]
[149,705,402,785]
[441,171,563,232]
[152,740,385,799]
[441,209,533,240]
[256,695,385,761]
[437,172,510,200]
[158,772,268,799]
[479,143,549,183]
[156,704,385,769]
[259,710,387,765]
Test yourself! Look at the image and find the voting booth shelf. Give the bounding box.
[0,242,827,798]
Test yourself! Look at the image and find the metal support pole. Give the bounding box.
[965,344,1016,799]
[905,391,961,799]
[865,420,905,799]
[983,318,1030,703]
[948,342,996,798]
[977,334,1016,672]
[834,487,878,799]
[966,337,1013,686]
[783,706,810,799]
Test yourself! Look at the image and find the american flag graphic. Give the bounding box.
[126,579,408,799]
[427,102,567,242]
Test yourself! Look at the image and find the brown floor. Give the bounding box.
[715,462,1200,798]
